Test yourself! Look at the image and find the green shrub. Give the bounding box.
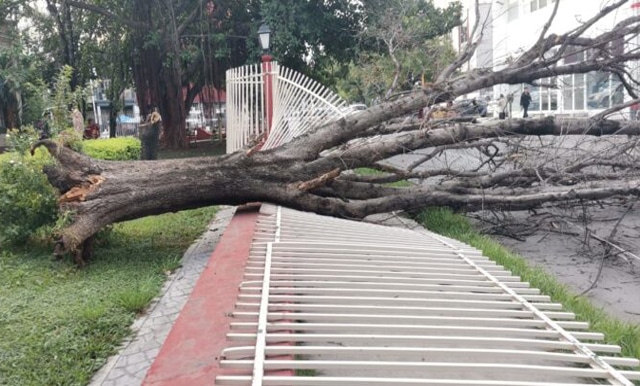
[6,127,39,154]
[57,128,84,153]
[82,137,141,160]
[0,151,58,245]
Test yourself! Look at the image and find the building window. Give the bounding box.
[507,0,519,21]
[540,78,558,111]
[587,72,623,110]
[530,0,556,12]
[459,23,469,45]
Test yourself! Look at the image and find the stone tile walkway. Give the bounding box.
[88,207,236,386]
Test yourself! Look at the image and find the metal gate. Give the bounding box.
[225,63,347,153]
[214,204,640,385]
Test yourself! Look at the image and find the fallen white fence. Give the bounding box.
[215,204,640,385]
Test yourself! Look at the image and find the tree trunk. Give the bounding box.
[33,113,640,264]
[139,113,161,160]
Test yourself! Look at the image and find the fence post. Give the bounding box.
[262,54,274,139]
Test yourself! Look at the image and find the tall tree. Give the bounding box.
[359,0,462,98]
[259,0,364,83]
[338,37,456,104]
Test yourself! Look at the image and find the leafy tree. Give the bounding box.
[338,37,456,104]
[29,0,640,267]
[358,0,462,99]
[0,22,48,130]
[260,0,363,83]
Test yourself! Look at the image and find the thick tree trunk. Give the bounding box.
[33,139,320,263]
[33,113,640,264]
[139,113,161,160]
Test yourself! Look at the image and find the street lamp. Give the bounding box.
[258,24,271,54]
[258,23,274,139]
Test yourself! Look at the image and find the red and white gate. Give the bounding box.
[225,62,347,153]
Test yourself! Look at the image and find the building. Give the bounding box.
[89,82,226,137]
[450,0,638,118]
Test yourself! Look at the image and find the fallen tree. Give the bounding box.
[33,0,640,264]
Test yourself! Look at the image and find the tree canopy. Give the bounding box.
[6,0,462,148]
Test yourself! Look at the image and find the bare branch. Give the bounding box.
[436,0,483,82]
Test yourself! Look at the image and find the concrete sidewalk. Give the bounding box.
[89,207,236,386]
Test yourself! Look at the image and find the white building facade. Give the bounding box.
[451,0,639,117]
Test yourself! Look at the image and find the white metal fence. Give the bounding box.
[225,62,347,153]
[215,204,640,385]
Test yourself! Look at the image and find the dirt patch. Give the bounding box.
[470,201,640,324]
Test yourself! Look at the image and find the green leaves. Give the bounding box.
[0,151,57,246]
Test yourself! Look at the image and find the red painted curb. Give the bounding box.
[142,208,260,385]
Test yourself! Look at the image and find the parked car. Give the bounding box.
[343,103,367,115]
[453,99,489,117]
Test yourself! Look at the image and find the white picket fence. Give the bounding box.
[225,62,347,153]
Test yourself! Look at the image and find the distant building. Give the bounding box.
[450,0,638,118]
[89,81,226,136]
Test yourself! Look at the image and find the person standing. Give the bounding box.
[520,87,532,118]
[498,94,507,119]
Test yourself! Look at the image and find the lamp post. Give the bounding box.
[258,23,273,137]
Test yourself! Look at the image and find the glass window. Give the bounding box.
[507,0,519,21]
[540,78,558,111]
[574,74,585,110]
[459,24,468,45]
[612,80,624,106]
[587,72,609,110]
[530,0,554,12]
[563,75,573,110]
[528,86,540,112]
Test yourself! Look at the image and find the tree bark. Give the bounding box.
[139,112,162,160]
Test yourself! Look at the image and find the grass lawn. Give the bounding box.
[0,142,221,385]
[0,206,217,386]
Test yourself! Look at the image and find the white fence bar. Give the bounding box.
[225,63,347,153]
[214,204,640,385]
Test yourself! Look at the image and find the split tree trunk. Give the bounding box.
[139,113,162,160]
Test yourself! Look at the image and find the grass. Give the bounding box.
[415,207,640,362]
[0,203,217,386]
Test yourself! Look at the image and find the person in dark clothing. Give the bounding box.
[520,87,532,118]
[84,119,100,140]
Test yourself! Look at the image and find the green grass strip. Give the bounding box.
[415,207,640,363]
[0,206,217,386]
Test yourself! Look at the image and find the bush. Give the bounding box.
[82,137,141,161]
[0,152,58,245]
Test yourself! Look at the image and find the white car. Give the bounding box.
[343,104,367,115]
